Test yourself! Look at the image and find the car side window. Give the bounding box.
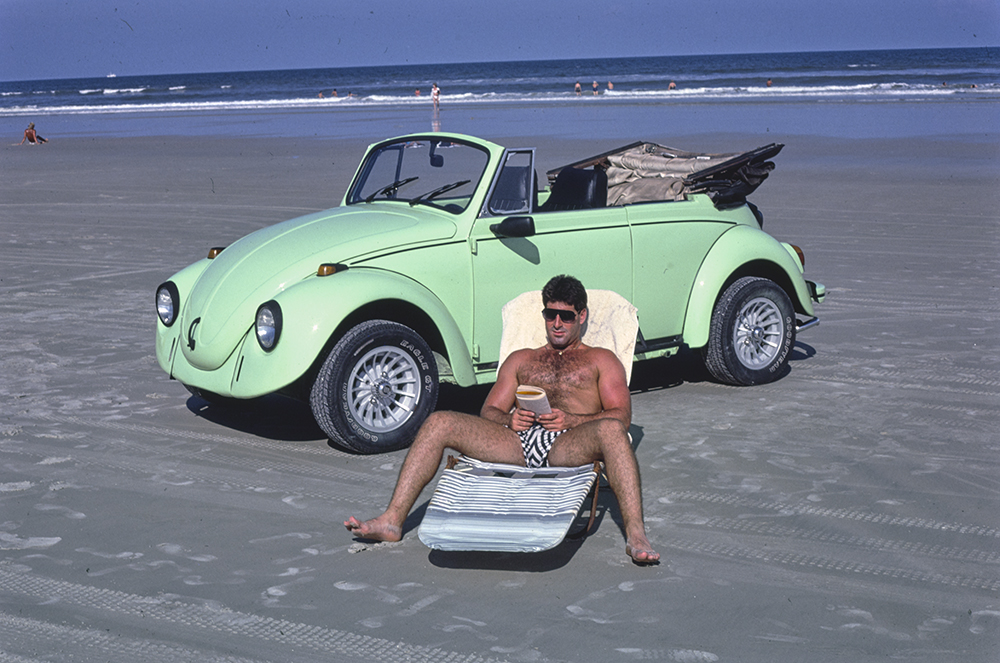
[486,150,535,216]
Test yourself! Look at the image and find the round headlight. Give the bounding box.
[156,282,180,327]
[255,301,282,351]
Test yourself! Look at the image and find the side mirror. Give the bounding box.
[489,216,535,238]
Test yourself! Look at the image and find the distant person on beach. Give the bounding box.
[592,81,599,95]
[668,80,676,90]
[19,122,47,145]
[415,88,421,96]
[332,89,338,97]
[607,81,614,91]
[766,78,772,87]
[575,81,582,95]
[432,83,440,109]
[344,274,660,565]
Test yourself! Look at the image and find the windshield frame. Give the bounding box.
[346,136,492,214]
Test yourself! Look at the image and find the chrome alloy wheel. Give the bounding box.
[347,345,420,432]
[732,296,786,369]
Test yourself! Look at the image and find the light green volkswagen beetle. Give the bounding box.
[155,132,823,453]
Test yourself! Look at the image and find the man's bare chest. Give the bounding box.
[517,352,598,405]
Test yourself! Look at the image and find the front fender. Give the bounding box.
[683,225,816,349]
[155,258,212,374]
[229,268,475,398]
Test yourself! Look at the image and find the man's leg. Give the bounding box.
[345,411,525,541]
[547,419,660,563]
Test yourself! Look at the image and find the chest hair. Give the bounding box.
[517,350,598,407]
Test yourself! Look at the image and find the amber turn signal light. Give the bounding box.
[207,246,226,259]
[317,263,348,277]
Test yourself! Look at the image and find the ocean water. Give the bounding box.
[2,48,997,140]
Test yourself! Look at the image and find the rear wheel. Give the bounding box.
[310,320,439,453]
[704,277,795,386]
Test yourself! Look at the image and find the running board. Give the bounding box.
[633,331,683,354]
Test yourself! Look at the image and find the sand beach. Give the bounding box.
[1,107,998,662]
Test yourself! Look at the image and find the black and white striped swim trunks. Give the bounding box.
[517,423,568,468]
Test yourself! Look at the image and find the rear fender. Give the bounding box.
[683,226,815,349]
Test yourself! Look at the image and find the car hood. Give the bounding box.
[180,205,457,370]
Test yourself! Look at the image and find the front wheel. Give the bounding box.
[704,277,795,386]
[310,320,439,454]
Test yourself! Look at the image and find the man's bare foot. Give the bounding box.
[344,516,402,542]
[625,536,660,565]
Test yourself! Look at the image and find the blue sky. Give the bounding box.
[2,0,998,81]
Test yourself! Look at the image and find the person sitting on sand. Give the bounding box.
[20,122,47,145]
[346,274,660,565]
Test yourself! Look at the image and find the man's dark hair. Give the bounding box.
[542,274,587,312]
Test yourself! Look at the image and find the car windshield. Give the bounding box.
[347,138,490,214]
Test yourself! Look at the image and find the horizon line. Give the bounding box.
[4,45,997,86]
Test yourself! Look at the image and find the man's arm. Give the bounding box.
[479,349,536,431]
[536,348,631,431]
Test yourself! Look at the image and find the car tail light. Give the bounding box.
[791,244,805,269]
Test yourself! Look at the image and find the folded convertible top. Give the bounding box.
[546,142,783,207]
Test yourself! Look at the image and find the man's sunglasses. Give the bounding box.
[542,308,578,323]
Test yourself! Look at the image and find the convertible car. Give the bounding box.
[155,133,824,453]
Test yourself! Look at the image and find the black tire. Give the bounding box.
[310,320,439,453]
[704,277,795,386]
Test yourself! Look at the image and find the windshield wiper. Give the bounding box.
[364,176,419,203]
[409,180,471,207]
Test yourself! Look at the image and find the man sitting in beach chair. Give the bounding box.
[345,274,659,564]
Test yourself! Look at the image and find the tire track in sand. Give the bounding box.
[0,567,507,663]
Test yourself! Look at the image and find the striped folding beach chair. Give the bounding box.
[417,290,639,552]
[417,456,602,552]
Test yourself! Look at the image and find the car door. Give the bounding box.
[469,151,632,373]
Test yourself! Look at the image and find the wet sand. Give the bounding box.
[1,133,998,662]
